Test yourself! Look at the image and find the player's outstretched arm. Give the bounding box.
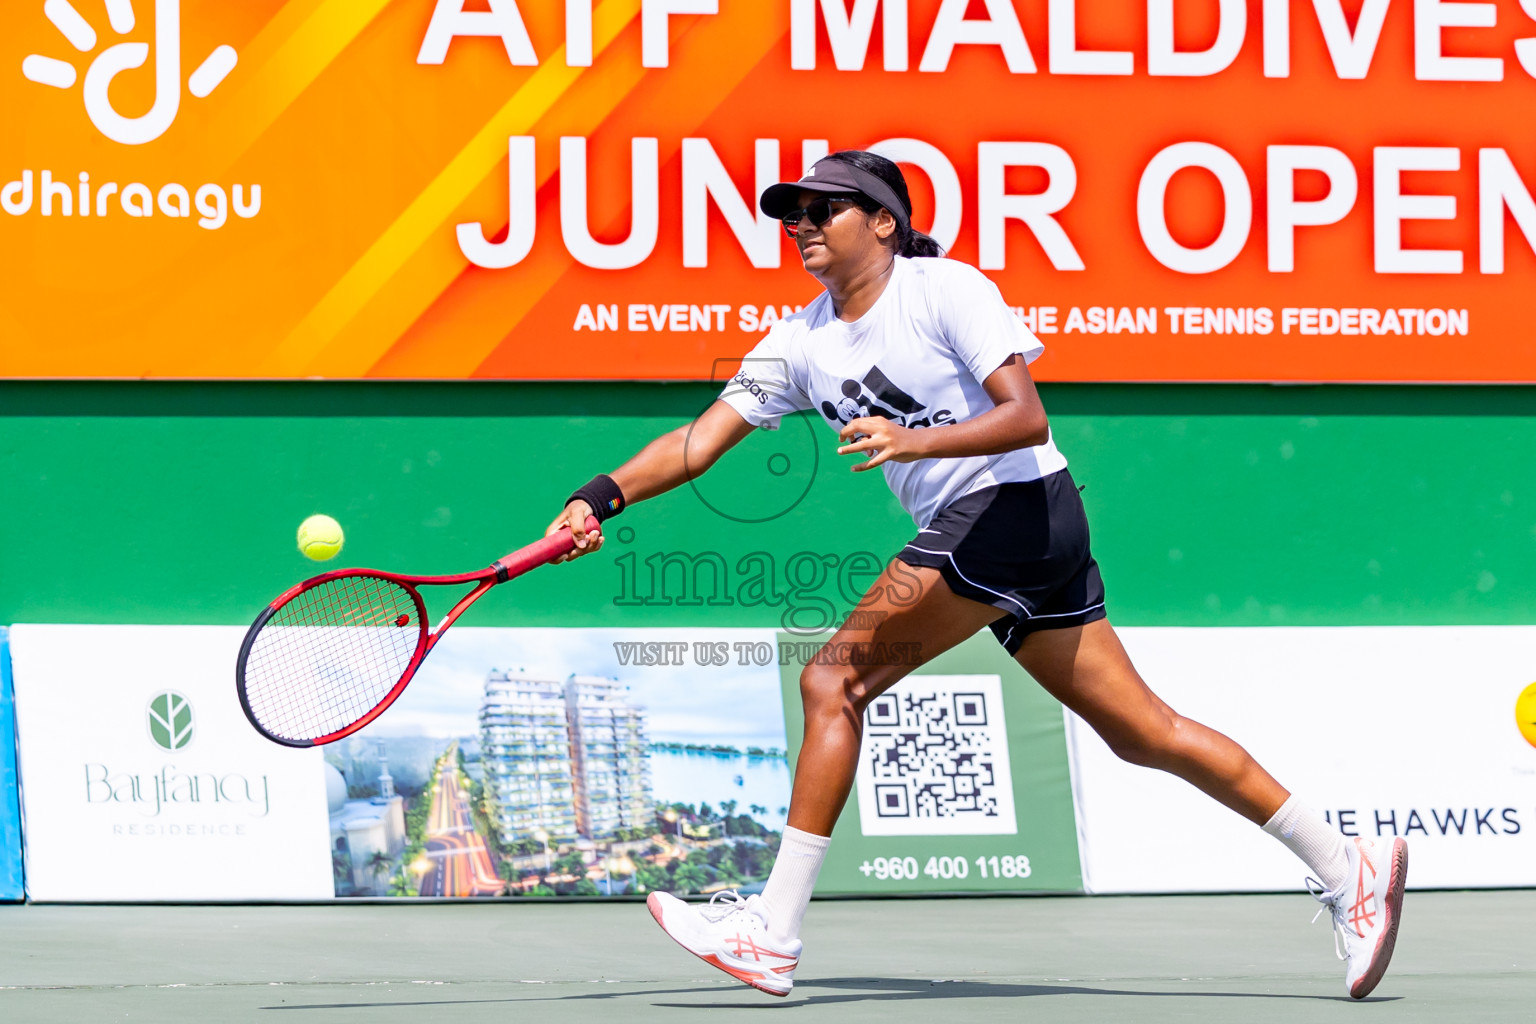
[549,400,757,560]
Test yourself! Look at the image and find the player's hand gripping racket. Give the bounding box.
[236,517,600,747]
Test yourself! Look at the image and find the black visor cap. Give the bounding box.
[759,157,911,232]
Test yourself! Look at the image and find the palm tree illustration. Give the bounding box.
[388,867,415,897]
[367,851,391,894]
[673,860,708,894]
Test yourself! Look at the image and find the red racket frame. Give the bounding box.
[236,517,600,748]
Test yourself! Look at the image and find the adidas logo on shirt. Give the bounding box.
[821,364,954,429]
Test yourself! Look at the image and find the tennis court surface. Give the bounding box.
[3,891,1530,1022]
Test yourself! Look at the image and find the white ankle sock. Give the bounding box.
[760,826,830,943]
[1262,796,1350,891]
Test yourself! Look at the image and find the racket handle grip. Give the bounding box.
[491,516,602,581]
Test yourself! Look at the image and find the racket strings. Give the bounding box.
[242,575,425,743]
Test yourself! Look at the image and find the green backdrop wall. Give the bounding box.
[2,382,1533,630]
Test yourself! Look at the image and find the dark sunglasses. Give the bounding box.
[780,196,867,238]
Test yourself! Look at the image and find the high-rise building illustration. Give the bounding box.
[480,672,578,846]
[479,670,652,848]
[565,675,652,839]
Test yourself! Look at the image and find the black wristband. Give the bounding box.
[567,474,626,522]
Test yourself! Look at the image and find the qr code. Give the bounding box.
[855,675,1017,836]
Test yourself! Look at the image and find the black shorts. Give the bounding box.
[894,470,1107,655]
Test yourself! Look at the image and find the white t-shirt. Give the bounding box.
[719,256,1068,529]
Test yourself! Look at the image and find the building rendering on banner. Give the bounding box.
[565,675,652,839]
[481,672,578,846]
[480,670,651,848]
[327,739,406,896]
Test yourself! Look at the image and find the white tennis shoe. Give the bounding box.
[1308,836,1409,999]
[646,890,801,997]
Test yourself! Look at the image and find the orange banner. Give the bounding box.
[3,0,1535,381]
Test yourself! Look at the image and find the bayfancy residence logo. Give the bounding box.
[21,0,236,145]
[146,690,194,752]
[82,689,271,822]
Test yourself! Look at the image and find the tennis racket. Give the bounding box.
[236,517,600,748]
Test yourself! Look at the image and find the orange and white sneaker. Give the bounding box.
[1307,836,1409,999]
[646,890,801,997]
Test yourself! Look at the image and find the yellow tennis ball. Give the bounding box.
[1517,682,1536,750]
[297,514,345,562]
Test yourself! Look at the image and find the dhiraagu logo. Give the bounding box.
[21,0,237,145]
[6,0,259,229]
[146,691,194,752]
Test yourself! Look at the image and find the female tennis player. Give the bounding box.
[549,151,1406,1000]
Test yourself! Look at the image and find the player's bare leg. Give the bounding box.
[646,562,999,995]
[1012,618,1286,823]
[786,561,1001,835]
[1014,619,1407,998]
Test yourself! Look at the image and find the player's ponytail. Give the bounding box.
[898,228,945,258]
[825,149,947,258]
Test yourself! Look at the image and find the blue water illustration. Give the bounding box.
[648,750,791,832]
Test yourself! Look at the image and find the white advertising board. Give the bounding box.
[9,624,333,901]
[1068,627,1536,893]
[7,622,794,902]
